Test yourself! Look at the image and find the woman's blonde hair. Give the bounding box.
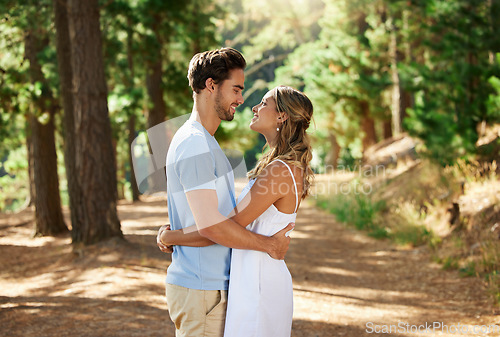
[248,86,314,199]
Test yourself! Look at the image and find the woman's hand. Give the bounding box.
[157,224,173,253]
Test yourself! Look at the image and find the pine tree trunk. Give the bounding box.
[54,0,80,232]
[360,101,377,152]
[400,9,412,127]
[383,120,393,139]
[145,56,167,194]
[490,0,500,63]
[68,0,122,244]
[26,118,35,207]
[128,114,140,201]
[24,31,68,236]
[389,17,402,136]
[125,23,140,202]
[146,59,167,129]
[30,112,68,236]
[325,131,340,171]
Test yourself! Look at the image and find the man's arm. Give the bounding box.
[186,189,293,260]
[159,223,215,248]
[158,162,297,256]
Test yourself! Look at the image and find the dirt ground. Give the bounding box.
[1,189,499,336]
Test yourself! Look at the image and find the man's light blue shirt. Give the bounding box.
[165,117,235,290]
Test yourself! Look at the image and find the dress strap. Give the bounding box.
[273,159,299,213]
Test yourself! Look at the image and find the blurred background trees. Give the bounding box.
[0,0,499,243]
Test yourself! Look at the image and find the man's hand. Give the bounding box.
[157,224,173,253]
[267,223,294,260]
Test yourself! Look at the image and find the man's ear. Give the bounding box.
[205,78,215,93]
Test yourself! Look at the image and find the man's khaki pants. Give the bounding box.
[166,283,228,337]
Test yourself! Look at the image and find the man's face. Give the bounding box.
[214,68,245,121]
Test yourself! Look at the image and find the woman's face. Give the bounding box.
[250,90,280,134]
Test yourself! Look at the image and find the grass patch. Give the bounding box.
[315,190,389,240]
[315,184,438,247]
[392,225,433,247]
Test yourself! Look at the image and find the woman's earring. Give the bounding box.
[276,127,280,132]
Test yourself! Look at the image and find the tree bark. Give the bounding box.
[383,119,393,139]
[26,117,35,207]
[389,17,402,136]
[125,22,140,201]
[128,114,140,201]
[360,101,377,152]
[146,58,167,129]
[146,15,167,129]
[145,53,167,194]
[68,0,122,244]
[325,131,340,171]
[54,0,80,231]
[24,30,68,236]
[489,0,500,63]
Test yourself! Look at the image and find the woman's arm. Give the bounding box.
[158,161,295,249]
[229,161,295,227]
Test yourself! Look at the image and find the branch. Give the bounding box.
[245,54,289,77]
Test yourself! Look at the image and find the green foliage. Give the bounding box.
[459,261,477,277]
[487,54,500,121]
[274,0,392,166]
[273,0,500,168]
[0,146,29,212]
[401,0,500,165]
[217,0,324,165]
[441,256,460,271]
[316,182,388,238]
[216,107,259,154]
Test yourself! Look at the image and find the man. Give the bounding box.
[157,48,293,337]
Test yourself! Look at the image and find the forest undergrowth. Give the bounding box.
[314,133,500,305]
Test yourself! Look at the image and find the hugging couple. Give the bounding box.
[156,47,314,337]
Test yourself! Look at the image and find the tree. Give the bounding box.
[0,0,67,234]
[402,0,500,164]
[53,0,82,227]
[274,0,391,167]
[25,27,68,236]
[67,0,122,244]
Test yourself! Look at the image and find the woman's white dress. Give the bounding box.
[224,160,298,337]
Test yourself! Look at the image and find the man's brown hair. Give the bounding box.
[187,47,246,94]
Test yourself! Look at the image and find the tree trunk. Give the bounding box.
[360,101,377,152]
[54,0,80,231]
[325,131,340,171]
[383,119,393,139]
[489,0,500,63]
[145,57,167,194]
[30,112,68,236]
[146,58,167,129]
[68,0,122,244]
[389,17,402,136]
[400,8,412,127]
[26,117,35,207]
[128,114,140,201]
[24,31,68,236]
[190,3,202,54]
[125,22,140,202]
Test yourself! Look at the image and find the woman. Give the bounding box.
[159,85,314,336]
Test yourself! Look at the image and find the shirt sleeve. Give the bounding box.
[174,135,216,192]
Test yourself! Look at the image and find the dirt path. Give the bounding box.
[0,196,498,337]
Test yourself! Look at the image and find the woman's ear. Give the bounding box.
[279,113,290,122]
